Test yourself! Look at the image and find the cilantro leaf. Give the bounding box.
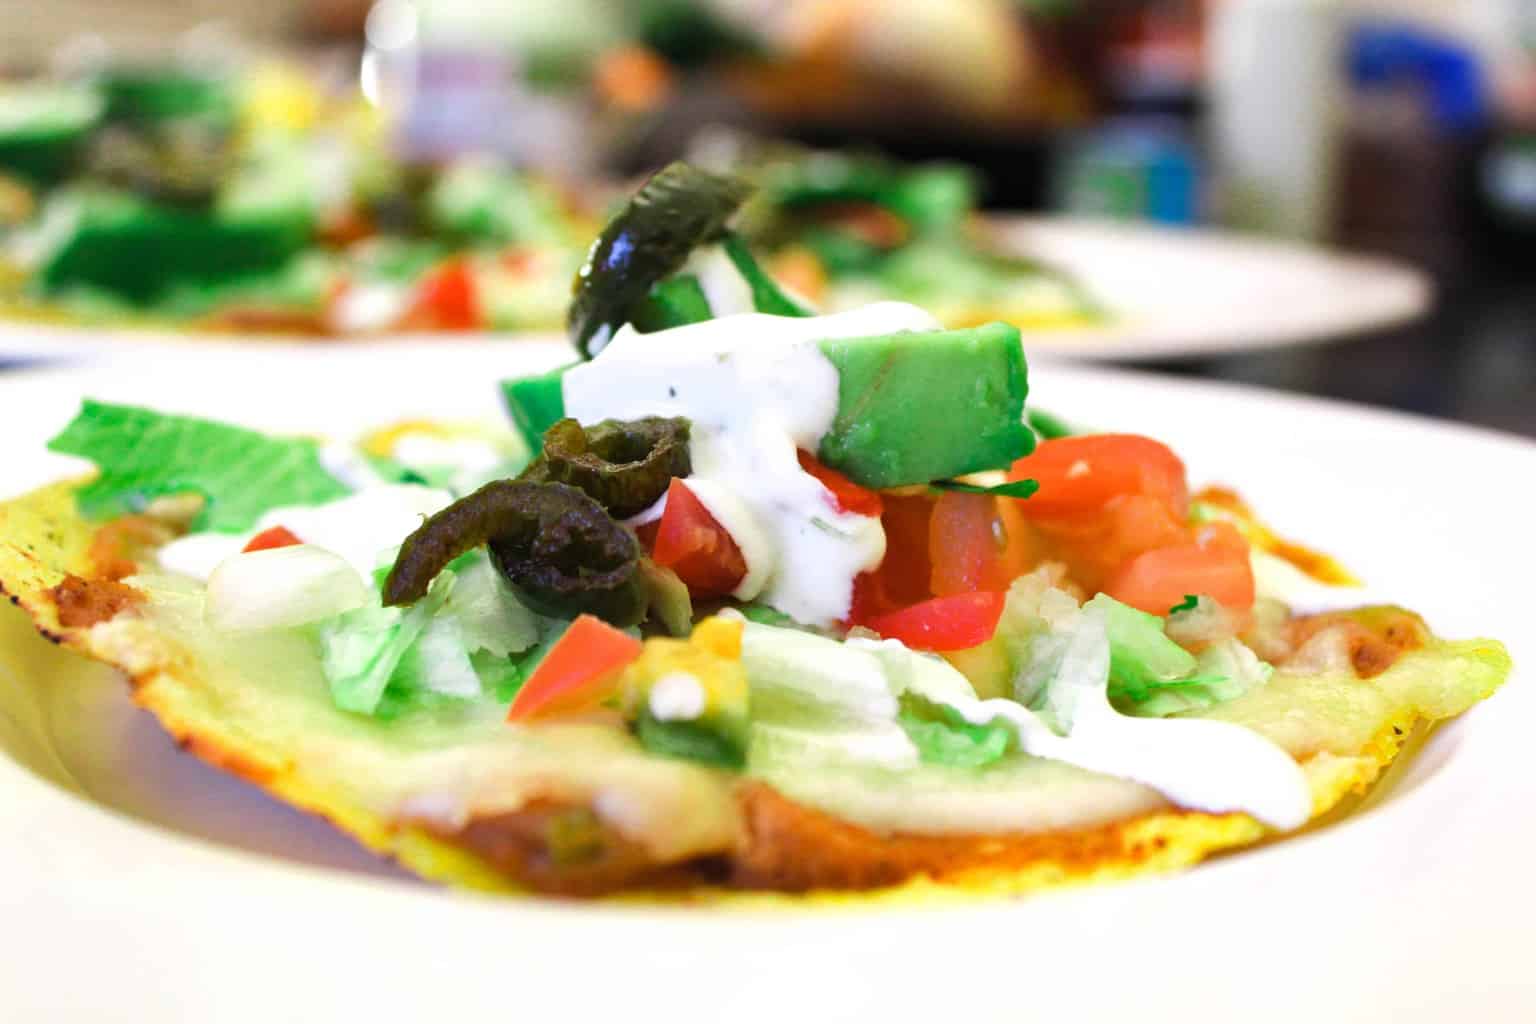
[1168,594,1200,616]
[48,400,348,531]
[932,478,1039,499]
[1027,408,1075,440]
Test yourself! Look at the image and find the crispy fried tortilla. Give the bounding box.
[0,479,1510,902]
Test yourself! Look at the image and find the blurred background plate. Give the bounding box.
[0,218,1429,365]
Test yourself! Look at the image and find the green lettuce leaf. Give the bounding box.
[897,692,1012,769]
[48,400,348,531]
[320,577,450,715]
[1086,594,1200,704]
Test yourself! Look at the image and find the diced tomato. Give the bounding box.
[592,44,676,111]
[410,259,481,331]
[499,248,541,276]
[1104,521,1255,615]
[768,247,828,305]
[1006,434,1191,592]
[243,526,302,553]
[848,492,936,619]
[651,479,748,598]
[1007,434,1188,524]
[993,495,1040,582]
[818,203,910,249]
[864,592,1007,653]
[796,450,883,518]
[928,491,1038,596]
[507,614,643,722]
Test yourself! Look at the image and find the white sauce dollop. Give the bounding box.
[648,672,707,722]
[564,303,941,626]
[329,281,410,334]
[156,484,452,583]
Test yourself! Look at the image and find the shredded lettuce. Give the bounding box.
[489,615,571,704]
[984,574,1274,727]
[472,649,527,703]
[321,554,549,717]
[392,611,481,699]
[1133,639,1274,717]
[1086,594,1200,703]
[443,552,540,657]
[320,584,445,715]
[896,692,1012,768]
[48,400,348,531]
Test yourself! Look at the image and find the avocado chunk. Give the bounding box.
[817,321,1033,488]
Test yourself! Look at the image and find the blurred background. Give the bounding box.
[0,0,1531,435]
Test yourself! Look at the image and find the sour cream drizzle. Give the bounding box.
[877,610,1313,830]
[156,484,452,583]
[564,303,941,626]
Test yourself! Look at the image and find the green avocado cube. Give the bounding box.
[817,321,1033,488]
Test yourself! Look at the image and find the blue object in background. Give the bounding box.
[1054,118,1204,225]
[1347,22,1490,136]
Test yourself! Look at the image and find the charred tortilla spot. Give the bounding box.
[88,515,179,581]
[47,573,143,628]
[443,801,704,897]
[1291,607,1429,680]
[726,784,1263,893]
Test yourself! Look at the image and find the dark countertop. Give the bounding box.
[1134,276,1536,440]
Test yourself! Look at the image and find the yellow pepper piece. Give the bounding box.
[620,616,747,719]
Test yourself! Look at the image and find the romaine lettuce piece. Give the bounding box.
[48,400,349,531]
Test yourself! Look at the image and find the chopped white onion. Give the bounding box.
[205,545,371,633]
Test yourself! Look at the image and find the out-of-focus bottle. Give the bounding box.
[1207,0,1344,240]
[362,0,614,173]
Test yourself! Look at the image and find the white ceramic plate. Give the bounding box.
[0,219,1428,366]
[0,344,1529,1023]
[0,318,562,364]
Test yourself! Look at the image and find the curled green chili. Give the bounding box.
[383,480,645,626]
[568,161,753,359]
[521,416,689,518]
